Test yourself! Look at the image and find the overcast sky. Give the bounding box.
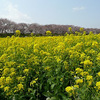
[0,0,100,28]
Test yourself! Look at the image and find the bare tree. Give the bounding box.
[0,18,100,35]
[17,23,28,34]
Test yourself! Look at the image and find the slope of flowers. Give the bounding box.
[0,34,100,100]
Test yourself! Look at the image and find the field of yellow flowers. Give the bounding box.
[0,33,100,100]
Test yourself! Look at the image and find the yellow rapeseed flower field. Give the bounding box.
[0,33,100,99]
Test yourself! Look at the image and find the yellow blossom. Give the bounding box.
[6,77,12,84]
[0,77,5,85]
[74,85,79,89]
[0,85,4,88]
[17,84,24,90]
[92,41,98,47]
[83,60,93,67]
[17,76,25,82]
[30,80,36,86]
[80,53,85,60]
[75,79,83,84]
[23,68,29,74]
[96,81,100,90]
[87,81,92,86]
[75,68,83,74]
[97,72,100,76]
[35,78,38,81]
[28,88,32,92]
[86,75,93,81]
[64,61,69,70]
[10,68,15,72]
[80,71,89,76]
[4,86,10,92]
[65,86,73,92]
[3,68,9,75]
[10,72,16,76]
[60,78,63,81]
[44,66,50,70]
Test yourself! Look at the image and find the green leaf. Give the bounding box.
[32,90,36,95]
[60,93,68,100]
[51,84,56,89]
[42,91,53,97]
[29,97,34,100]
[39,83,43,90]
[50,97,58,100]
[12,94,20,100]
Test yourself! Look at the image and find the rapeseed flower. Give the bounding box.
[75,68,83,74]
[97,72,100,76]
[17,83,24,90]
[74,85,79,89]
[3,68,9,75]
[75,79,83,84]
[30,80,36,86]
[65,86,73,92]
[80,71,89,76]
[44,66,50,70]
[87,81,92,86]
[84,60,93,67]
[17,76,25,82]
[23,68,29,74]
[86,75,93,81]
[4,86,10,92]
[10,72,16,76]
[6,77,12,84]
[96,81,100,90]
[0,77,5,85]
[92,41,98,47]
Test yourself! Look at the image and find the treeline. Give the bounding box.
[0,18,100,36]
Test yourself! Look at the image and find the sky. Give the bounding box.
[0,0,100,28]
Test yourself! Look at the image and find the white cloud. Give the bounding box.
[1,3,32,23]
[73,7,85,11]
